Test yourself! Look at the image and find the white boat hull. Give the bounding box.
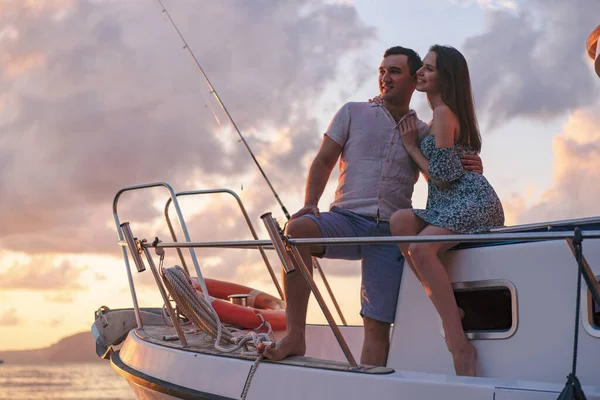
[111,330,600,399]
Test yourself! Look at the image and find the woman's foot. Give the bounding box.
[260,333,306,361]
[450,342,477,377]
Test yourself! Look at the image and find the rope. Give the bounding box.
[557,228,588,400]
[571,237,583,377]
[159,265,275,399]
[157,252,196,331]
[241,354,264,400]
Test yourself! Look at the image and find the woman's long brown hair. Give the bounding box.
[430,45,481,152]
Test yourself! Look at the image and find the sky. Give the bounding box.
[0,0,599,351]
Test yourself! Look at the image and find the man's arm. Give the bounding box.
[291,135,343,219]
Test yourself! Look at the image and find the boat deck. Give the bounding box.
[136,325,393,375]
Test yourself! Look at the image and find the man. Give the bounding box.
[262,46,482,366]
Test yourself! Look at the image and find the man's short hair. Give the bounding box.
[383,46,423,76]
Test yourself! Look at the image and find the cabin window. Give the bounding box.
[452,280,517,339]
[590,278,600,330]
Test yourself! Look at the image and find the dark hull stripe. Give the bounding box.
[110,350,236,400]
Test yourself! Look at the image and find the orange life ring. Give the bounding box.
[190,277,286,331]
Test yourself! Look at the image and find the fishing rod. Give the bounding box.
[157,0,290,220]
[156,1,348,325]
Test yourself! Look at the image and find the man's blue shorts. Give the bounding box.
[301,206,404,324]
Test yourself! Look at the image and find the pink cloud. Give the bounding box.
[504,108,600,224]
[0,0,374,260]
[0,308,21,326]
[0,258,87,291]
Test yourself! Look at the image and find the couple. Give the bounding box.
[260,45,504,377]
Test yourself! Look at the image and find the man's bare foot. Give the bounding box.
[260,334,306,361]
[451,342,477,377]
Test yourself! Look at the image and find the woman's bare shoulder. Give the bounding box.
[433,105,458,121]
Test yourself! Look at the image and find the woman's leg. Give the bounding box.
[408,225,476,377]
[389,210,428,281]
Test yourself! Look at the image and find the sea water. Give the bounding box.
[0,362,135,400]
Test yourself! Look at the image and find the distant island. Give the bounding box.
[0,332,104,365]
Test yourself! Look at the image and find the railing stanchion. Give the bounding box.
[121,222,189,347]
[260,212,358,368]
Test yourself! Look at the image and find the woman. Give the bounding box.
[390,45,504,377]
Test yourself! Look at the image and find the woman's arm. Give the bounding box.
[400,118,432,176]
[428,106,466,183]
[431,106,457,148]
[399,112,452,187]
[400,106,465,186]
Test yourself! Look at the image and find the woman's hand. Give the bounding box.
[368,95,383,105]
[399,115,419,153]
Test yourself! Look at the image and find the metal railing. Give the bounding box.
[491,216,600,233]
[144,229,600,249]
[163,189,283,299]
[113,183,600,369]
[113,182,213,335]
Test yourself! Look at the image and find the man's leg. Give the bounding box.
[358,218,405,367]
[361,316,391,366]
[263,217,323,361]
[359,259,397,368]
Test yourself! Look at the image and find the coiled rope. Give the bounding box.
[160,265,274,399]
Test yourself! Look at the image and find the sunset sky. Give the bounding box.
[1,0,599,351]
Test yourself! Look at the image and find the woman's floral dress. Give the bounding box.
[412,134,505,233]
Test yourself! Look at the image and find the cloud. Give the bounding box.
[95,272,107,281]
[1,52,44,78]
[450,0,519,10]
[504,107,600,224]
[462,0,600,128]
[44,292,75,304]
[47,317,65,327]
[0,0,374,256]
[0,258,87,291]
[0,309,21,326]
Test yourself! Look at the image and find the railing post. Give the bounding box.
[121,223,188,347]
[119,222,145,328]
[260,213,358,368]
[565,230,600,305]
[261,213,295,274]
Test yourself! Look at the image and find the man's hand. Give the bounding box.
[291,204,320,220]
[461,154,483,174]
[399,115,419,152]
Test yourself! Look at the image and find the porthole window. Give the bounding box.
[452,280,518,339]
[589,279,600,329]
